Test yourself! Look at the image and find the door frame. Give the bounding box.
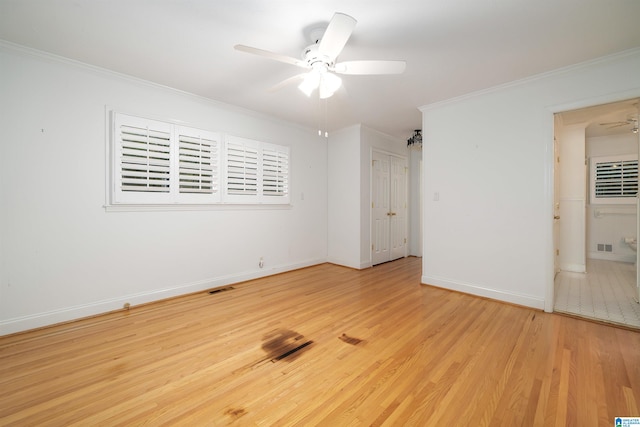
[546,88,640,313]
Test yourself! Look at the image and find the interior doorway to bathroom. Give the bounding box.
[553,98,640,328]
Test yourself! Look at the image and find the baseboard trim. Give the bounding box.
[421,275,545,310]
[587,252,635,263]
[325,257,363,270]
[360,261,373,269]
[0,258,326,336]
[559,263,587,273]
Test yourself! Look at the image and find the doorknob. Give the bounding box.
[387,212,397,216]
[554,215,560,220]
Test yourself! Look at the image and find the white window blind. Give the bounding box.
[262,145,289,197]
[226,139,259,196]
[113,113,220,204]
[176,127,219,203]
[120,125,171,193]
[224,136,290,204]
[111,112,289,206]
[114,114,173,203]
[590,155,638,205]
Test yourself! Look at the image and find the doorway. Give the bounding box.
[553,98,640,327]
[371,150,408,265]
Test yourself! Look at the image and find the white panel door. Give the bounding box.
[390,155,408,260]
[372,151,391,265]
[372,151,407,265]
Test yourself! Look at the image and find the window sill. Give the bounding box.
[104,203,293,212]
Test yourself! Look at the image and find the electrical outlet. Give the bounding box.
[259,257,264,268]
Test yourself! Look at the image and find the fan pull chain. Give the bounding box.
[317,95,329,138]
[324,97,328,138]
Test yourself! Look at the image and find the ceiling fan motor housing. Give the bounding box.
[302,44,334,69]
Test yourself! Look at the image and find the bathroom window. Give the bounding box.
[590,154,638,204]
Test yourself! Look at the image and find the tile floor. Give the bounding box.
[554,258,640,328]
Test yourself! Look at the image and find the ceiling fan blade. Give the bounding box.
[606,123,630,129]
[318,13,357,61]
[268,74,307,92]
[234,44,308,68]
[600,121,628,126]
[334,60,406,75]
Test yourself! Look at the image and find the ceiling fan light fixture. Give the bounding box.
[299,67,342,99]
[319,72,342,99]
[298,71,321,97]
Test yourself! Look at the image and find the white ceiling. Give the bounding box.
[1,0,640,141]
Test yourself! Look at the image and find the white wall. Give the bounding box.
[420,49,640,311]
[409,148,423,256]
[0,44,328,335]
[327,125,361,269]
[586,133,638,262]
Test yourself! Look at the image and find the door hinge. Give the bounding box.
[556,249,560,256]
[372,244,374,251]
[404,238,407,244]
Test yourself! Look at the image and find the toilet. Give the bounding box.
[625,237,637,252]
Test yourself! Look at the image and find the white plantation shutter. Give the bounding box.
[591,155,638,204]
[225,137,259,197]
[111,112,289,206]
[114,114,172,203]
[223,136,290,203]
[121,126,171,192]
[176,127,220,203]
[262,144,289,198]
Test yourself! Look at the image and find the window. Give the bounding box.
[111,112,289,206]
[224,136,290,204]
[225,137,259,198]
[176,127,219,201]
[590,154,638,204]
[262,145,290,198]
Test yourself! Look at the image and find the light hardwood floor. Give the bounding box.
[1,257,639,426]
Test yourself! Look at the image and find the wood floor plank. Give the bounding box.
[1,257,639,426]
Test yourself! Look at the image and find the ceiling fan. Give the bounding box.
[600,116,638,130]
[234,12,406,99]
[600,118,636,128]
